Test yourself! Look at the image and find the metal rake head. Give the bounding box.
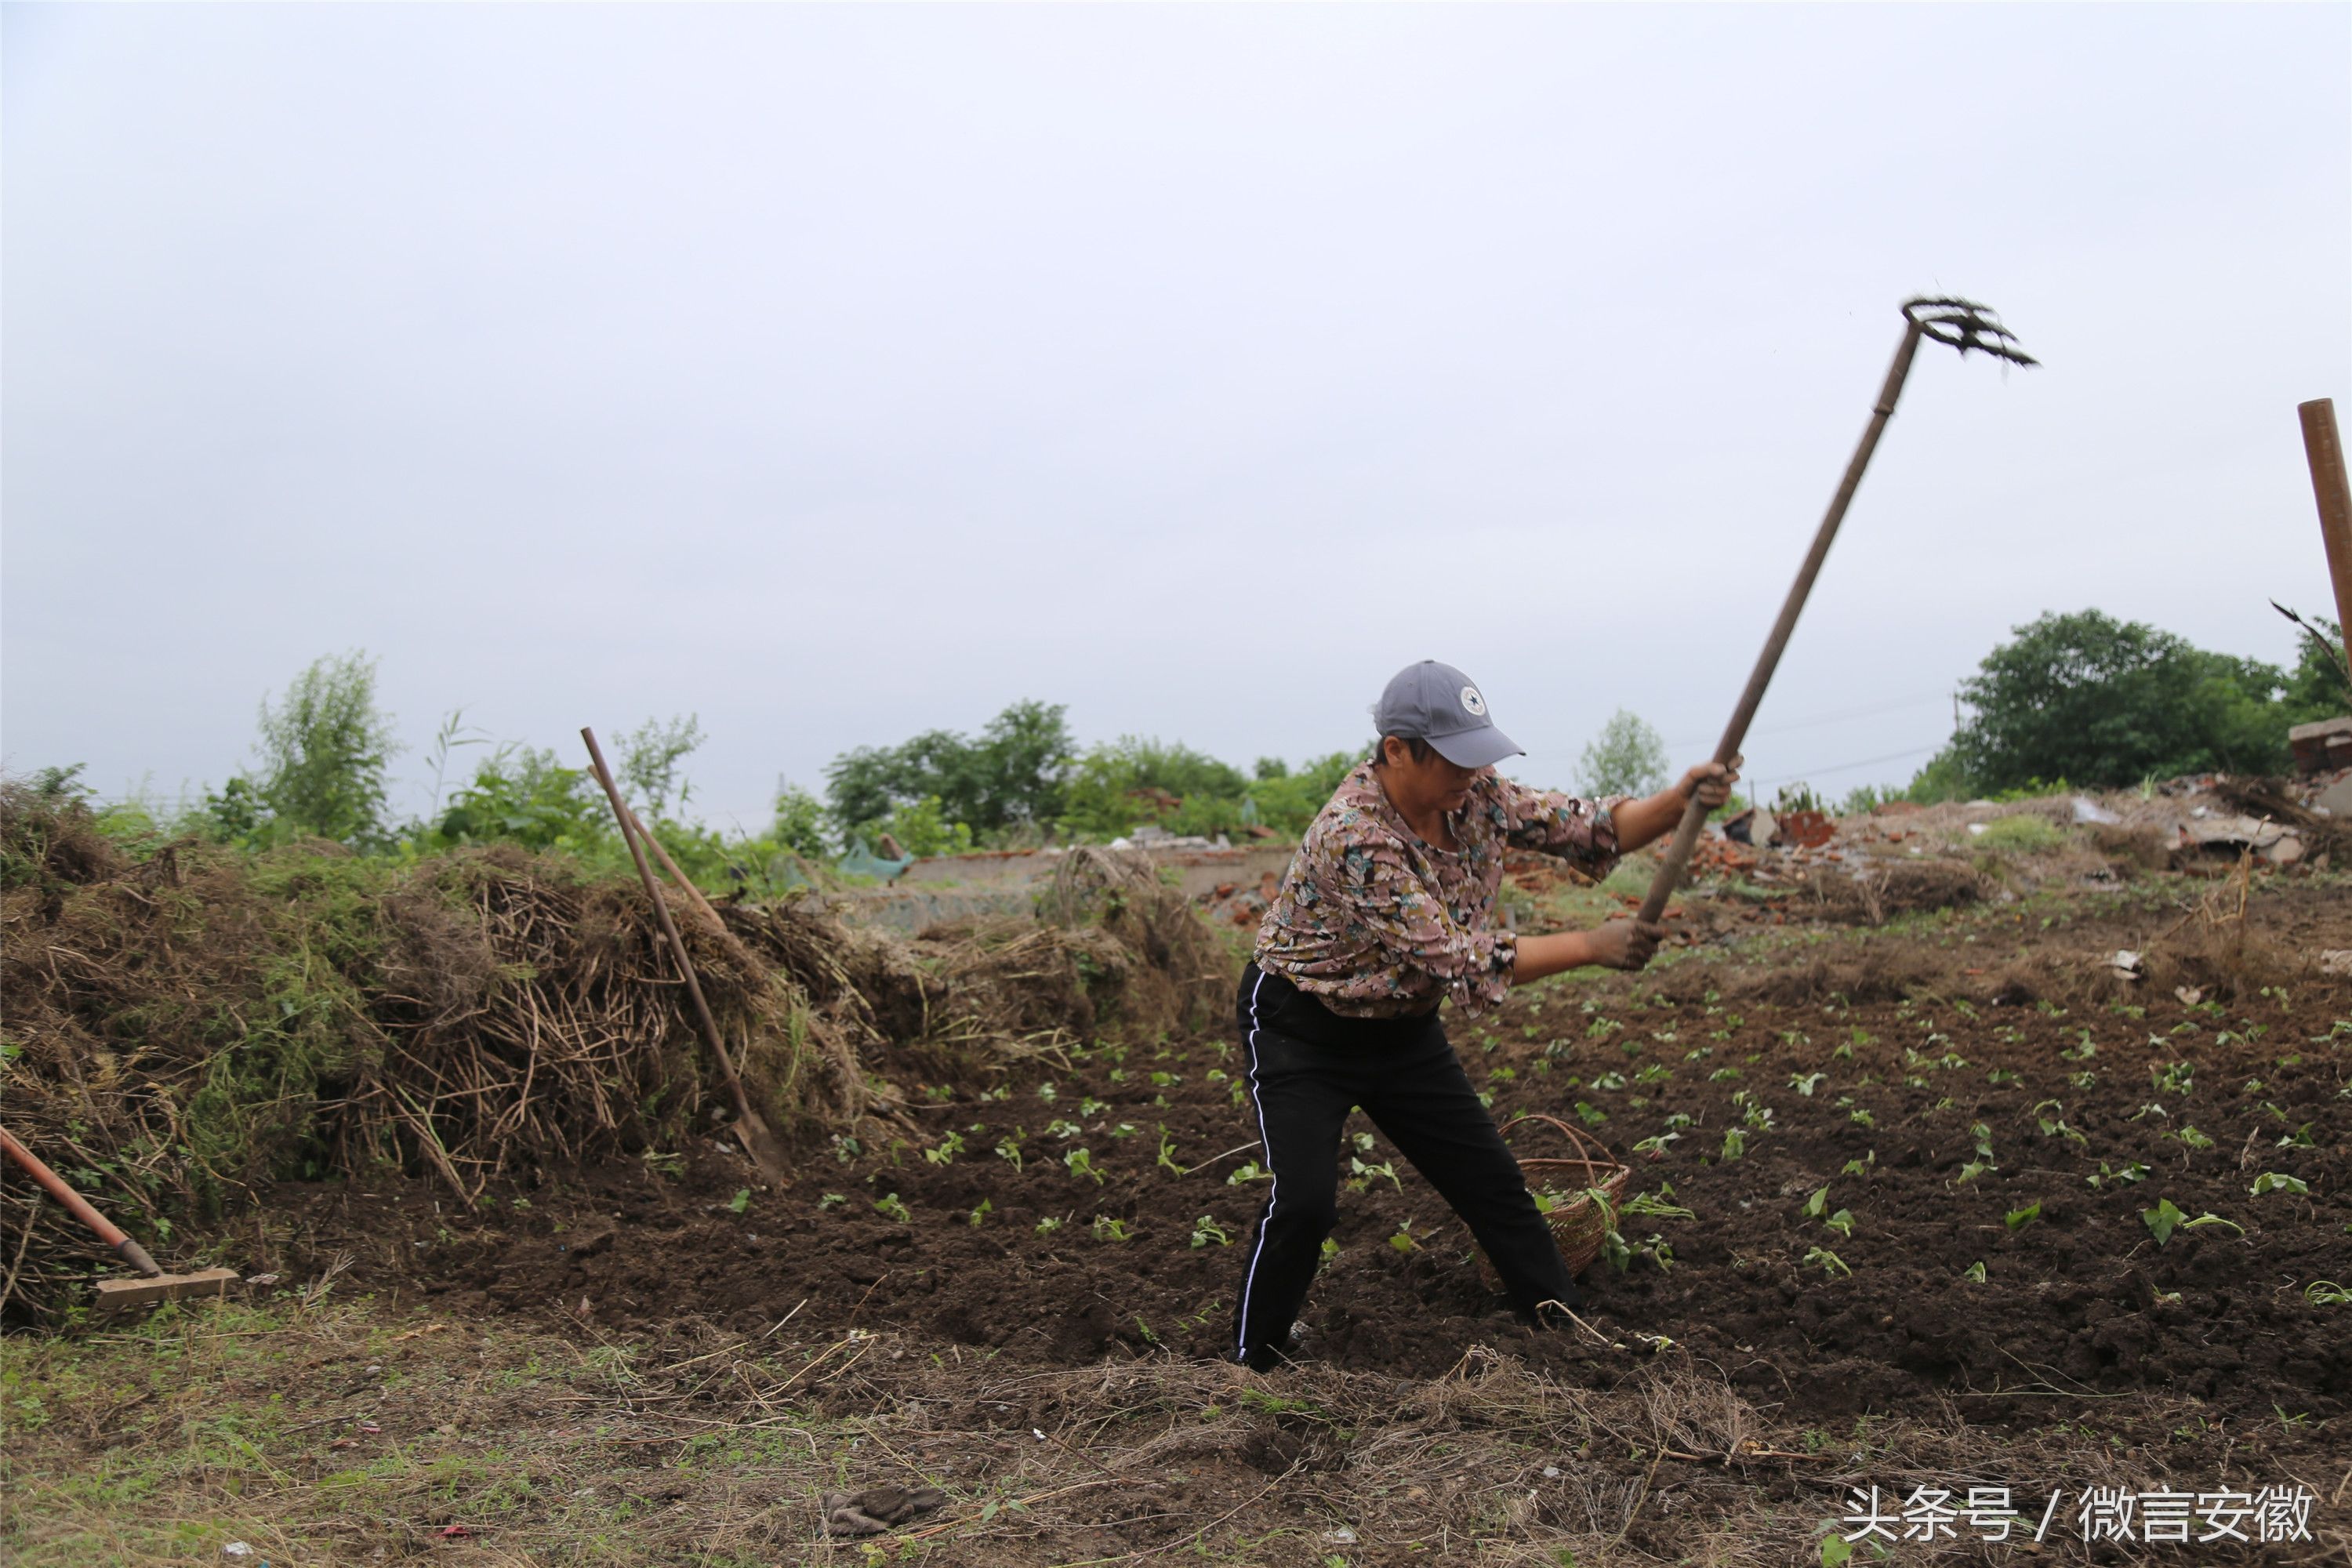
[1902,296,2038,366]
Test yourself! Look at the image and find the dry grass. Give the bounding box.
[9,1290,2303,1568]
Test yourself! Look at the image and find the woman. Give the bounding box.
[1232,659,1737,1370]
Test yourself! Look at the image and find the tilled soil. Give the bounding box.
[289,888,2352,1453]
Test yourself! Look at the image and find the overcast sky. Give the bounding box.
[5,3,2347,829]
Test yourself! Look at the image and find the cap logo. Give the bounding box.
[1459,685,1486,717]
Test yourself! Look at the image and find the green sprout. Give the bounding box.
[1064,1147,1105,1185]
[1189,1216,1231,1249]
[873,1192,911,1223]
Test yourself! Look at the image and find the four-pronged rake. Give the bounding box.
[1634,296,2036,928]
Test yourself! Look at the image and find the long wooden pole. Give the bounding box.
[2297,398,2352,674]
[1636,322,1926,925]
[579,729,766,1138]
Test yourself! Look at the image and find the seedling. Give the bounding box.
[967,1200,993,1228]
[1822,1209,1855,1238]
[1955,1160,1992,1185]
[818,1192,846,1209]
[2003,1202,2041,1232]
[1078,1096,1110,1117]
[2306,1280,2351,1306]
[873,1192,912,1223]
[1791,1073,1826,1097]
[923,1130,967,1167]
[2250,1172,2310,1197]
[2170,1126,2215,1150]
[1721,1129,1747,1160]
[1036,1080,1058,1103]
[1091,1214,1133,1243]
[1841,1154,1874,1177]
[1803,1186,1831,1219]
[2151,1060,2194,1097]
[1847,1107,1876,1129]
[1635,1063,1673,1086]
[1348,1157,1402,1194]
[2142,1199,2244,1247]
[1631,1132,1680,1157]
[1575,1102,1609,1127]
[1227,1161,1270,1186]
[1589,1070,1626,1091]
[1156,1127,1182,1175]
[1189,1215,1232,1248]
[1388,1221,1421,1254]
[1149,1070,1181,1088]
[1035,1215,1062,1236]
[727,1188,751,1214]
[1962,1261,1987,1283]
[1045,1118,1085,1141]
[1352,1131,1377,1154]
[1708,1066,1742,1082]
[1803,1247,1852,1278]
[1064,1147,1105,1185]
[1319,1237,1340,1261]
[994,1131,1027,1172]
[2087,1160,2148,1189]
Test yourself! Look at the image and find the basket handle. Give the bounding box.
[1500,1112,1622,1174]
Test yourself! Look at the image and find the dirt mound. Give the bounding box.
[1798,859,1986,924]
[0,797,1216,1323]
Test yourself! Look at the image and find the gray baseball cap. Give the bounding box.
[1373,660,1523,769]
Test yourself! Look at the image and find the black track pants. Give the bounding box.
[1229,964,1581,1368]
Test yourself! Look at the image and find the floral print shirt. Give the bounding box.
[1254,761,1622,1018]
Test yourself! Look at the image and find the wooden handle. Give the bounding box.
[1636,321,1925,926]
[580,728,758,1123]
[1,1122,162,1275]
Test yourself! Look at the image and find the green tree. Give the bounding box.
[1576,710,1668,797]
[434,746,608,851]
[822,699,1072,842]
[2279,612,2349,725]
[616,714,705,818]
[252,651,401,846]
[881,795,974,858]
[1061,738,1250,839]
[771,782,829,857]
[1952,611,2288,790]
[1244,750,1362,834]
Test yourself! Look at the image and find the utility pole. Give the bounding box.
[2299,398,2352,673]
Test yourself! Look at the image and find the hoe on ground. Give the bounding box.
[1,1123,241,1313]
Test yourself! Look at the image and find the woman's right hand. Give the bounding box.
[1584,917,1665,971]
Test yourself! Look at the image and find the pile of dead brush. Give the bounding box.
[0,790,1221,1323]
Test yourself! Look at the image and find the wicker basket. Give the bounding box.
[1479,1114,1632,1287]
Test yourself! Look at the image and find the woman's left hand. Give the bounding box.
[1679,756,1743,810]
